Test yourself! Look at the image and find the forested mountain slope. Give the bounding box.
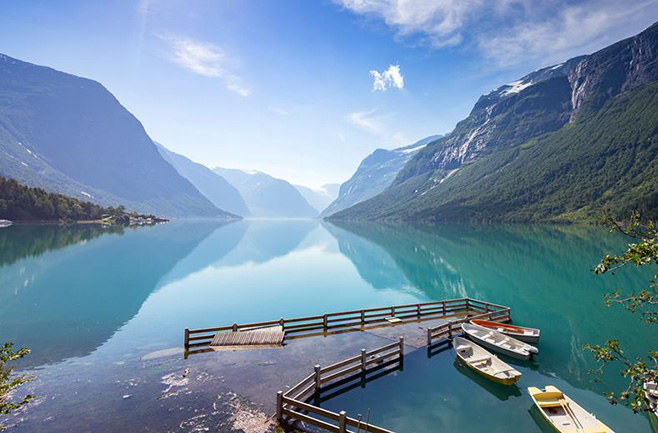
[331,22,658,222]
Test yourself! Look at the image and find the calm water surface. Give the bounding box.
[0,220,655,432]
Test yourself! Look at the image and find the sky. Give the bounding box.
[1,0,657,188]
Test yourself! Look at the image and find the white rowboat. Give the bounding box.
[461,323,538,360]
[453,337,521,385]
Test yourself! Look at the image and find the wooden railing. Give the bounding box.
[277,338,404,433]
[426,299,511,346]
[184,297,498,350]
[182,297,512,432]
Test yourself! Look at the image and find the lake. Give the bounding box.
[0,220,655,432]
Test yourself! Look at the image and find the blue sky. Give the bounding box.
[1,0,657,187]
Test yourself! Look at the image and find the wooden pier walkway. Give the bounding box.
[209,325,284,350]
[184,297,510,353]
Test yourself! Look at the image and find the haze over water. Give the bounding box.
[0,221,655,432]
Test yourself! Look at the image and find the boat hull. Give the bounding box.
[470,319,540,343]
[463,360,520,385]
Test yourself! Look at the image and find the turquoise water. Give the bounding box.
[0,220,655,432]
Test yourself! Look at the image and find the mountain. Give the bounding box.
[0,54,228,218]
[213,167,317,218]
[294,183,340,213]
[155,143,250,216]
[321,135,442,217]
[331,23,658,222]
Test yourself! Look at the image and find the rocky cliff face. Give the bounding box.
[395,23,658,188]
[569,22,658,114]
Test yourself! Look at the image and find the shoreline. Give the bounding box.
[1,217,169,227]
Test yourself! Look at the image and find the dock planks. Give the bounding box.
[210,325,284,349]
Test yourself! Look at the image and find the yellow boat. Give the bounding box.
[453,337,521,385]
[528,386,615,433]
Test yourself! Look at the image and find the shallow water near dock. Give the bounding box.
[0,220,655,432]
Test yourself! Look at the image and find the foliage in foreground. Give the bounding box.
[586,212,657,413]
[0,343,33,431]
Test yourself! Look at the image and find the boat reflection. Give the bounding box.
[452,358,522,401]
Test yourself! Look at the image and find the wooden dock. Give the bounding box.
[184,297,510,352]
[210,325,284,350]
[183,297,512,433]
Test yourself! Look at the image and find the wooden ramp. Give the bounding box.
[210,325,284,350]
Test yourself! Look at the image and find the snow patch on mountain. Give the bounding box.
[500,79,534,95]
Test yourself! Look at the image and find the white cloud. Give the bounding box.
[336,0,658,67]
[477,1,658,66]
[338,133,346,142]
[348,109,383,134]
[226,76,252,97]
[370,64,405,91]
[336,0,485,48]
[157,35,252,96]
[268,106,290,116]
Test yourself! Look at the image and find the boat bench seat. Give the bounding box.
[536,392,567,408]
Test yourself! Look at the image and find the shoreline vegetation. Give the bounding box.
[0,177,168,227]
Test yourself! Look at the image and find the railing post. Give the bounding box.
[323,314,328,331]
[465,298,470,310]
[361,349,367,372]
[399,336,404,358]
[276,391,283,422]
[279,318,285,332]
[442,300,446,314]
[339,411,347,433]
[391,306,395,317]
[184,328,190,350]
[314,365,321,391]
[416,303,421,318]
[232,323,238,332]
[427,328,432,346]
[360,309,365,325]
